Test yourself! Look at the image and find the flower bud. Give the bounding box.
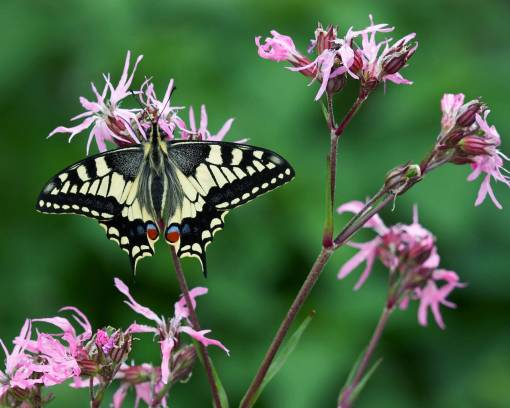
[326,74,347,95]
[170,345,197,384]
[443,129,466,147]
[456,102,481,127]
[458,135,495,156]
[120,365,153,385]
[109,332,132,364]
[350,50,364,74]
[315,24,337,55]
[384,163,421,195]
[78,359,100,376]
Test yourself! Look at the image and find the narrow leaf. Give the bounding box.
[241,311,315,407]
[194,341,229,408]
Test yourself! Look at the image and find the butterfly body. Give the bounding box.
[37,125,295,275]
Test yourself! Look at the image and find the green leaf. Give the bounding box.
[339,358,383,406]
[350,358,383,403]
[241,311,315,407]
[194,341,230,408]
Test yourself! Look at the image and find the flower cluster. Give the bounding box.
[435,93,510,209]
[337,201,464,329]
[0,279,226,407]
[48,52,236,154]
[112,278,228,406]
[256,15,417,100]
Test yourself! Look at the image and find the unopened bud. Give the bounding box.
[109,333,132,364]
[459,135,495,156]
[316,24,337,54]
[326,73,347,95]
[78,359,100,376]
[383,53,407,75]
[170,345,197,384]
[384,163,421,195]
[120,365,152,385]
[443,129,466,147]
[350,50,364,73]
[456,103,481,127]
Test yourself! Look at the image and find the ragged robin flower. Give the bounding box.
[114,278,229,385]
[256,15,417,100]
[337,201,464,329]
[430,93,510,208]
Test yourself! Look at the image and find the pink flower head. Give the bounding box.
[114,278,229,385]
[183,105,236,142]
[337,202,463,328]
[139,78,187,140]
[464,112,510,209]
[440,93,466,132]
[415,270,466,329]
[49,51,143,154]
[27,307,92,385]
[357,15,417,88]
[257,17,416,100]
[0,321,41,399]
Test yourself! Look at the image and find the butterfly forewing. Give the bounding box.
[36,146,156,268]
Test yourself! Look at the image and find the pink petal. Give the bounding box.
[179,326,230,355]
[174,287,208,320]
[112,383,130,408]
[160,337,175,384]
[114,278,162,324]
[126,323,158,335]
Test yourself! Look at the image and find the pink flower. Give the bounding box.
[112,365,166,408]
[256,17,417,100]
[357,15,417,87]
[255,30,314,75]
[415,270,465,329]
[0,321,41,399]
[114,278,229,385]
[27,307,92,385]
[49,51,143,154]
[440,93,466,132]
[183,105,236,142]
[139,79,187,139]
[337,202,463,328]
[465,112,510,209]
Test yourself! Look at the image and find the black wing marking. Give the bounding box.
[36,147,155,269]
[168,141,295,210]
[167,141,294,274]
[99,212,156,271]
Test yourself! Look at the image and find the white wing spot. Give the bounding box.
[192,243,202,253]
[210,165,228,188]
[242,193,250,200]
[253,150,264,159]
[98,177,109,197]
[252,187,259,194]
[246,166,256,175]
[79,182,90,194]
[233,167,247,179]
[262,182,269,189]
[222,167,237,183]
[108,173,125,199]
[207,145,223,165]
[58,173,68,182]
[285,168,291,175]
[95,157,110,177]
[231,149,243,165]
[253,160,265,172]
[267,162,276,170]
[70,185,78,194]
[77,165,89,181]
[231,198,240,205]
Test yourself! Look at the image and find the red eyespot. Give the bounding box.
[165,225,180,243]
[146,223,159,240]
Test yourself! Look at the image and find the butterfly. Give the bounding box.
[36,122,295,275]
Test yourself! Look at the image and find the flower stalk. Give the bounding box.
[169,247,223,408]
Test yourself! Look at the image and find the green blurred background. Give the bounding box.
[1,0,510,406]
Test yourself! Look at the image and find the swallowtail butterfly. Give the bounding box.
[36,123,295,275]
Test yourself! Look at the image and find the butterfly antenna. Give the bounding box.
[129,89,145,110]
[155,85,177,124]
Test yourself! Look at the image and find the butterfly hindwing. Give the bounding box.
[36,147,156,269]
